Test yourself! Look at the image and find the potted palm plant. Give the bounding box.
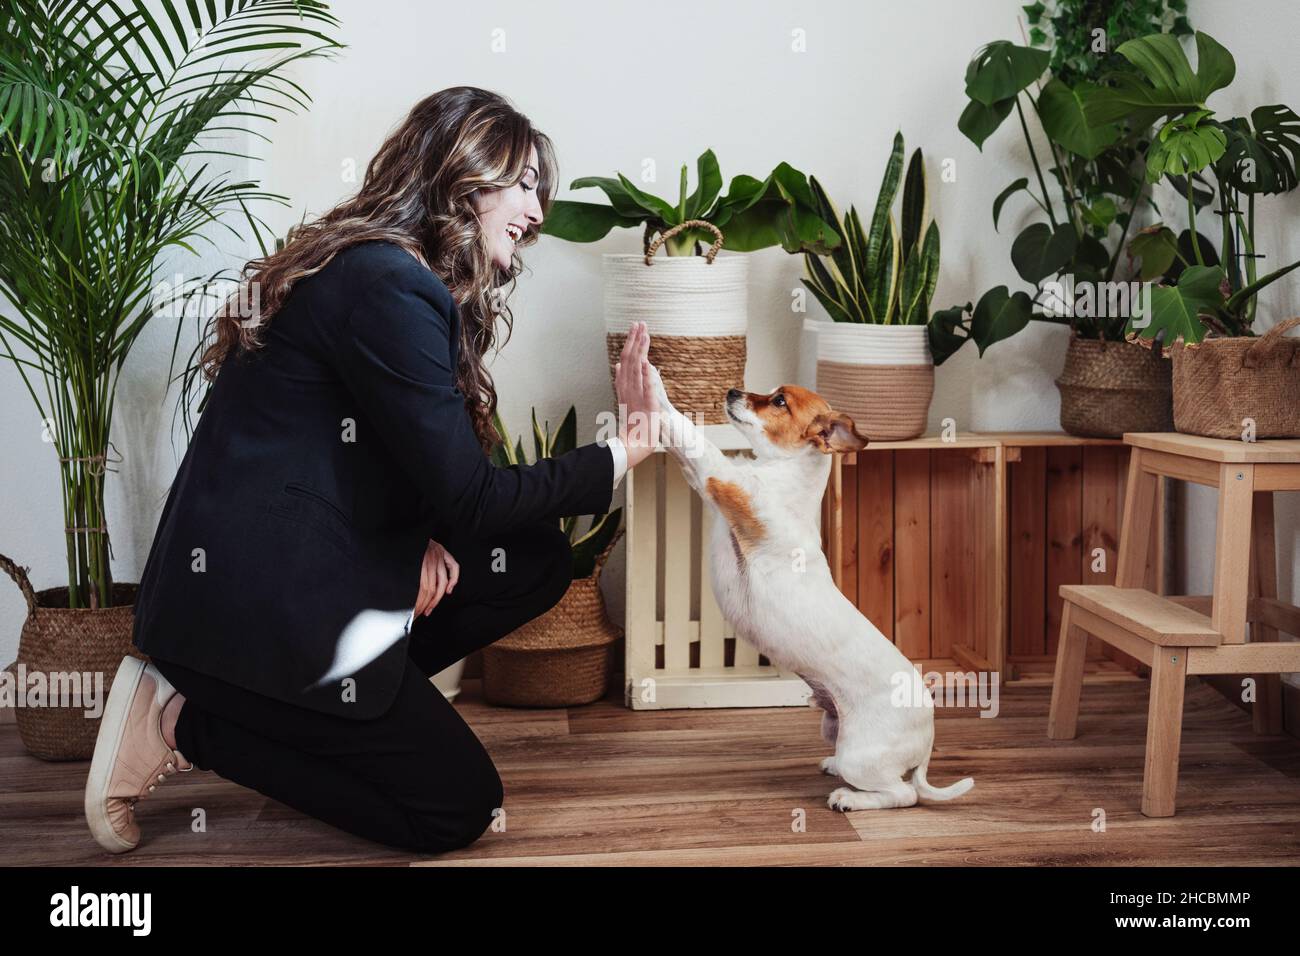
[541,151,840,424]
[479,405,626,707]
[931,0,1191,437]
[0,0,341,759]
[801,131,940,441]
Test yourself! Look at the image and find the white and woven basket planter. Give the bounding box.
[603,224,748,424]
[805,319,935,440]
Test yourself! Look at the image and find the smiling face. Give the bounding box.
[469,142,544,273]
[724,384,869,459]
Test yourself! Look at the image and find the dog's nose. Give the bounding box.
[726,388,742,401]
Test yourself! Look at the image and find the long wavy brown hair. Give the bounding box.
[198,86,558,454]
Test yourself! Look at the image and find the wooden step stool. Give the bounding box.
[1048,432,1300,817]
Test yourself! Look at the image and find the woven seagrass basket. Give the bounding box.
[481,530,624,708]
[807,320,934,440]
[1056,335,1173,438]
[604,220,747,425]
[1169,316,1300,440]
[1,552,147,761]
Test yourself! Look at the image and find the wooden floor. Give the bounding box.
[2,667,1299,866]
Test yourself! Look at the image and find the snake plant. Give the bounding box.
[490,406,622,580]
[801,132,940,326]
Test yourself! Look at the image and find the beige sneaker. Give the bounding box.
[84,656,194,853]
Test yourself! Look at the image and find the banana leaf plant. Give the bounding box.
[1080,32,1300,348]
[490,406,622,580]
[0,0,342,608]
[801,132,940,327]
[540,149,841,258]
[930,0,1191,364]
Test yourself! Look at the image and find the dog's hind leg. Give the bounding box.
[827,780,918,812]
[798,673,841,766]
[828,744,919,811]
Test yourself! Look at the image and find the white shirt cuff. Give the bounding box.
[605,435,629,492]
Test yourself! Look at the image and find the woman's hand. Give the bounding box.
[414,539,460,617]
[614,320,660,471]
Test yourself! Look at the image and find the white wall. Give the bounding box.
[3,0,1298,686]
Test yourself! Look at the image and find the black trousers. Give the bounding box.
[152,520,575,854]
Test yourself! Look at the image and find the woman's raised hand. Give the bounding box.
[614,321,660,470]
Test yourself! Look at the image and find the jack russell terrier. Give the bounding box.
[647,368,974,811]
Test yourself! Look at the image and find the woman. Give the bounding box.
[83,87,661,855]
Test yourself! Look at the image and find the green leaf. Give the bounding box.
[1011,222,1078,283]
[1146,111,1227,181]
[992,178,1030,231]
[1224,258,1300,315]
[570,510,623,579]
[1039,79,1120,159]
[1085,31,1236,127]
[970,286,1035,355]
[540,200,645,242]
[615,173,679,222]
[928,302,973,365]
[866,133,904,284]
[1076,233,1111,272]
[567,175,653,217]
[1080,197,1117,230]
[553,405,578,456]
[918,222,941,322]
[1127,264,1226,346]
[959,96,1015,149]
[1128,225,1179,280]
[965,41,1050,106]
[1219,105,1300,195]
[869,216,899,323]
[900,147,926,254]
[683,149,724,219]
[714,163,840,254]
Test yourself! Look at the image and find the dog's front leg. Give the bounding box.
[648,366,743,495]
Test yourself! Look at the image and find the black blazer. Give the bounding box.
[132,240,615,719]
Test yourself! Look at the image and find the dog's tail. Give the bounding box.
[910,755,974,802]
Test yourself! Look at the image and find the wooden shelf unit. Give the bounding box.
[822,432,1163,679]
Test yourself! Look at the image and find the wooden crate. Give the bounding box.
[823,433,1162,678]
[623,424,817,710]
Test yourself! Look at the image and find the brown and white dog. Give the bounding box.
[648,368,974,811]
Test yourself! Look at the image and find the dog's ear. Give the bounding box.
[804,412,869,453]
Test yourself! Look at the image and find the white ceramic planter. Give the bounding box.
[804,319,935,440]
[603,253,748,423]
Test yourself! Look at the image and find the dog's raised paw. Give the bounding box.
[820,756,839,776]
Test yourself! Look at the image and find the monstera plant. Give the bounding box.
[1083,32,1300,346]
[931,0,1191,363]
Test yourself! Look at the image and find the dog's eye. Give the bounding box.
[773,393,787,408]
